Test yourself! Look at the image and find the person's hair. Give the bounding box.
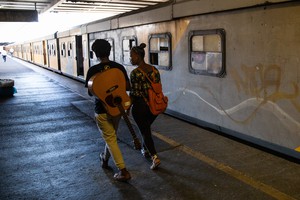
[92,39,111,58]
[131,43,146,59]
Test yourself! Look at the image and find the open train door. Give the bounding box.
[42,40,47,66]
[75,35,84,77]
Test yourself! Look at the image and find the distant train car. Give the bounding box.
[31,38,48,67]
[9,0,300,159]
[56,26,89,80]
[46,33,60,72]
[5,43,20,58]
[22,42,32,62]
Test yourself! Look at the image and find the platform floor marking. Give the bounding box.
[153,131,296,200]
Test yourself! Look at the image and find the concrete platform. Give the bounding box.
[0,56,300,200]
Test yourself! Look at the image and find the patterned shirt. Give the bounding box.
[130,66,160,100]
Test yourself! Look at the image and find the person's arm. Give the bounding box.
[85,69,93,96]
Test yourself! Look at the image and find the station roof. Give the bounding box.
[0,0,169,15]
[0,0,170,45]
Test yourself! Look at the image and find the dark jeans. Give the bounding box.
[132,98,158,156]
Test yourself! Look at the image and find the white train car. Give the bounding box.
[84,0,300,159]
[56,26,89,80]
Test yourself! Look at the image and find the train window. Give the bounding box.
[51,44,56,56]
[37,45,40,55]
[122,36,137,65]
[61,42,66,57]
[47,44,50,55]
[67,42,72,57]
[148,33,172,70]
[189,29,226,77]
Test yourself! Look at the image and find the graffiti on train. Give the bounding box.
[231,64,299,111]
[230,64,300,132]
[167,63,300,134]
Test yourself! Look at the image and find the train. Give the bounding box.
[7,0,300,160]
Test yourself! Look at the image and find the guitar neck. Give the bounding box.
[117,104,141,150]
[117,105,137,139]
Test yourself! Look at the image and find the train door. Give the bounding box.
[42,40,47,66]
[56,38,61,71]
[75,35,84,77]
[30,43,33,62]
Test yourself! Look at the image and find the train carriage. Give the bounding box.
[84,0,300,158]
[56,26,87,80]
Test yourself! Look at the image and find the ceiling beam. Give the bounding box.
[41,0,65,13]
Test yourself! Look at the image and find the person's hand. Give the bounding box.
[126,105,132,116]
[126,108,130,116]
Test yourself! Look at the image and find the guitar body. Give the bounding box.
[88,68,131,117]
[88,68,141,150]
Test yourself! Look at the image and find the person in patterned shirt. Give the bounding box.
[129,43,161,170]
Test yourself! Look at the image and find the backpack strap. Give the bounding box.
[137,66,155,85]
[136,66,156,104]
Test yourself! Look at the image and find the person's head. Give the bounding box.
[92,39,111,59]
[130,43,146,65]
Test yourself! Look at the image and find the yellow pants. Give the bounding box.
[95,113,126,170]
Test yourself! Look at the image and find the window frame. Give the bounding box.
[67,42,72,58]
[148,32,172,71]
[122,36,137,65]
[61,42,66,57]
[188,29,226,77]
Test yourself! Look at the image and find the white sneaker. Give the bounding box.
[150,154,161,170]
[141,148,150,158]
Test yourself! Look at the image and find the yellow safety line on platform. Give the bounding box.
[152,131,297,200]
[295,146,300,152]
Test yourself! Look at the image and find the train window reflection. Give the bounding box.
[189,29,225,77]
[149,33,172,70]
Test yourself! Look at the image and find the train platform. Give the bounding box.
[0,56,300,200]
